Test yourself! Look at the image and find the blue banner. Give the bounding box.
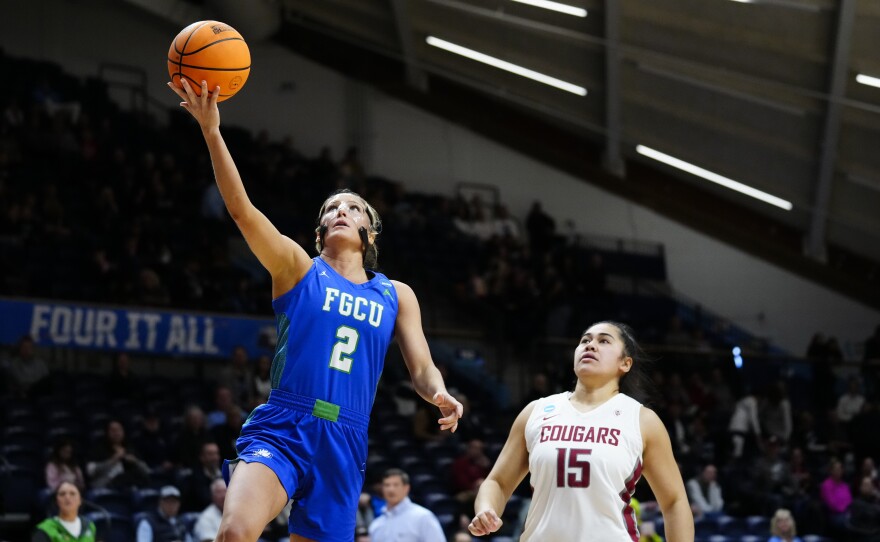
[0,298,275,359]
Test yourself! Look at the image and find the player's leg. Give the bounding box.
[215,461,290,542]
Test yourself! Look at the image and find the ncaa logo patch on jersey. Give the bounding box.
[251,448,273,459]
[543,404,556,413]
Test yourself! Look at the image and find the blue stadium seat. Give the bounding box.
[132,488,159,512]
[694,517,716,537]
[0,465,39,514]
[86,488,133,516]
[2,425,42,450]
[85,511,133,542]
[0,444,42,471]
[802,536,832,542]
[745,515,769,535]
[717,515,747,537]
[739,535,762,542]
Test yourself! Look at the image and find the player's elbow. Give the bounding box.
[215,522,259,542]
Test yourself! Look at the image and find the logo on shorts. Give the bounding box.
[251,448,273,459]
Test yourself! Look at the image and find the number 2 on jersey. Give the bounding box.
[557,448,592,488]
[329,326,359,373]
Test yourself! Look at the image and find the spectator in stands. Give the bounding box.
[837,376,866,425]
[491,203,519,241]
[107,351,140,401]
[412,397,452,445]
[206,385,238,429]
[173,405,210,469]
[193,478,226,542]
[821,459,853,534]
[368,469,446,542]
[787,447,813,501]
[45,438,86,492]
[686,464,724,519]
[851,402,880,462]
[761,381,793,444]
[847,475,880,538]
[7,334,49,397]
[186,441,222,512]
[355,526,371,542]
[219,345,253,408]
[807,333,829,360]
[136,485,191,542]
[708,367,735,419]
[663,401,691,460]
[86,419,149,489]
[251,354,272,407]
[729,387,762,460]
[768,508,802,542]
[133,407,172,471]
[524,200,555,252]
[751,436,795,514]
[211,403,244,461]
[826,337,844,362]
[356,490,377,531]
[32,481,97,542]
[451,439,491,506]
[663,373,692,415]
[791,411,827,462]
[861,458,879,488]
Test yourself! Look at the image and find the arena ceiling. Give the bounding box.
[140,0,880,307]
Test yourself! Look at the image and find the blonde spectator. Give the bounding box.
[768,508,802,542]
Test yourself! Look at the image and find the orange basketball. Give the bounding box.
[167,20,250,102]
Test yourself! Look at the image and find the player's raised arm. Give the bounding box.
[168,79,311,294]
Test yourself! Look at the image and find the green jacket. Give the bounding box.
[32,516,97,542]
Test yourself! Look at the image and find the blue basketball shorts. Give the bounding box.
[222,389,370,542]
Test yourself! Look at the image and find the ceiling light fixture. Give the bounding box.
[426,36,587,96]
[636,145,794,210]
[510,0,587,17]
[856,74,880,89]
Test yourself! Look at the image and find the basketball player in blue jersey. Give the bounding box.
[468,322,693,542]
[169,80,463,542]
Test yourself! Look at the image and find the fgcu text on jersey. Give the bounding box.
[321,287,384,327]
[270,258,398,415]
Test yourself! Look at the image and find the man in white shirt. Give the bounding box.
[193,478,226,542]
[369,469,446,542]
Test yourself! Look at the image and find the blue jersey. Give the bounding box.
[269,257,398,416]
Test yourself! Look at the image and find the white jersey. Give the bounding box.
[520,392,643,542]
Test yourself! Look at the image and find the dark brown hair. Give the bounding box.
[585,321,656,405]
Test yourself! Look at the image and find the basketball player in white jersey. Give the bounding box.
[468,321,694,541]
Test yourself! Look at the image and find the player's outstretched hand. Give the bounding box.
[468,509,503,536]
[167,79,221,133]
[433,391,463,433]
